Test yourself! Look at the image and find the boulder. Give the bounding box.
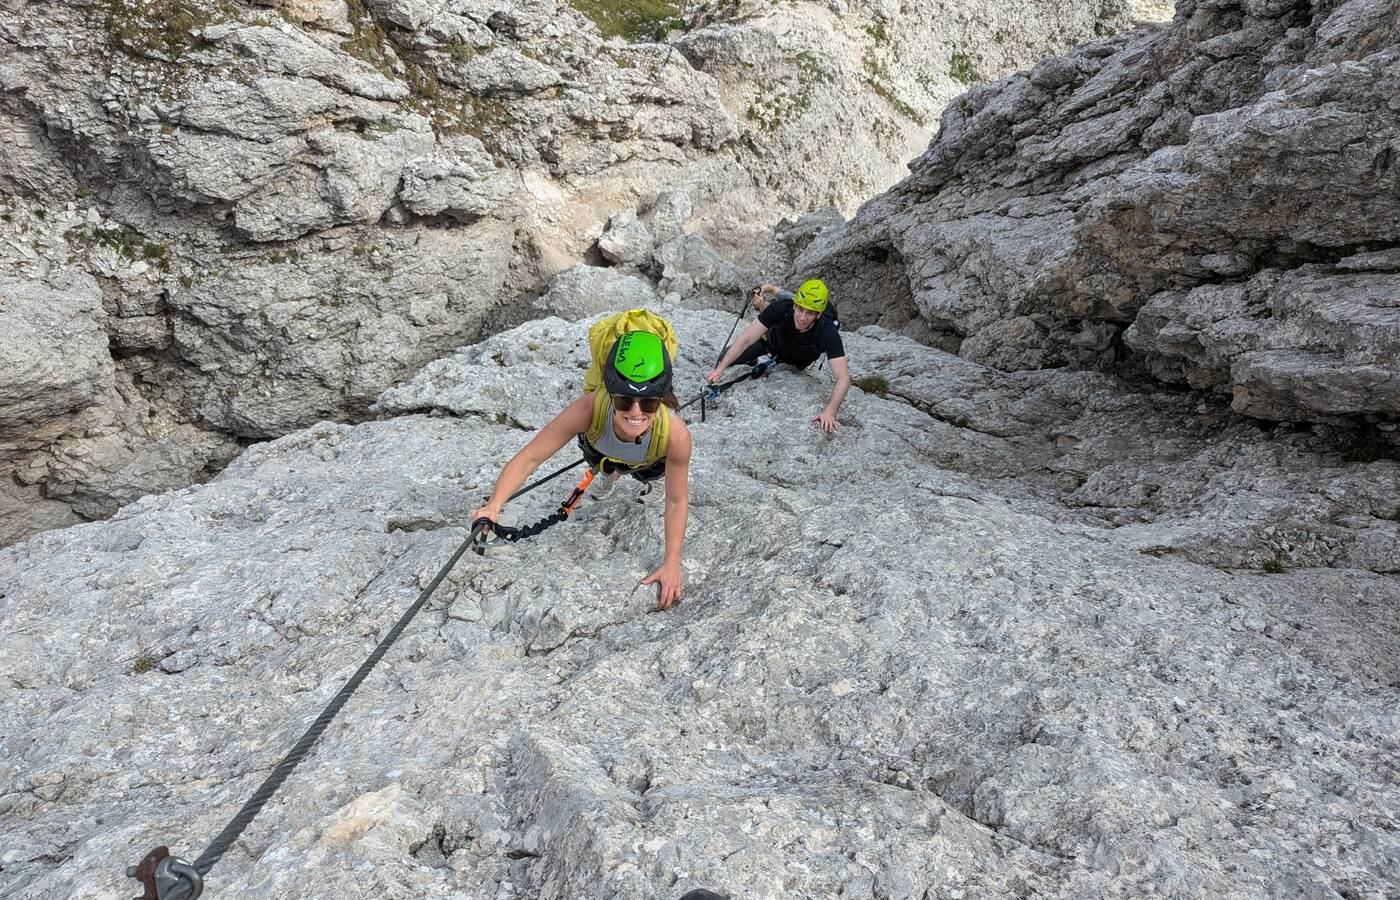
[597,207,653,268]
[532,264,660,320]
[0,273,112,430]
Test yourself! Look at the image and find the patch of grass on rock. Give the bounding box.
[854,375,889,395]
[571,0,684,42]
[949,51,981,85]
[104,0,214,61]
[131,655,161,674]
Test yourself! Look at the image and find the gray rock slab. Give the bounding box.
[2,308,1397,898]
[399,135,516,222]
[441,47,562,96]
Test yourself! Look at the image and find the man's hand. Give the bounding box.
[751,283,779,312]
[469,503,500,528]
[642,559,684,609]
[812,410,839,433]
[706,367,725,385]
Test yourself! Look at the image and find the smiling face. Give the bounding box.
[793,305,821,332]
[611,395,660,440]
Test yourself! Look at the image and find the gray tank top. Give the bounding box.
[591,397,653,465]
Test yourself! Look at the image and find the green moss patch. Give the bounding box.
[340,0,496,141]
[571,0,684,43]
[949,51,981,86]
[863,54,924,125]
[745,51,834,132]
[104,0,214,61]
[854,375,889,395]
[67,224,172,271]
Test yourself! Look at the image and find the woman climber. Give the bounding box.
[471,315,693,609]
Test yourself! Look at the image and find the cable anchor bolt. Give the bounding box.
[127,847,203,900]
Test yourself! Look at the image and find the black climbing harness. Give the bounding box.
[125,456,587,900]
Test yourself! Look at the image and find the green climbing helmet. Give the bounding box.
[604,331,673,398]
[793,278,829,313]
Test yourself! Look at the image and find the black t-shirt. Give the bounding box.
[758,296,845,366]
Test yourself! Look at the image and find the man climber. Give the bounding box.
[705,278,850,433]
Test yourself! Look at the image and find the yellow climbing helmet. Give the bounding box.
[793,278,829,313]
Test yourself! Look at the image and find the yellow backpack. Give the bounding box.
[582,309,679,394]
[582,309,678,469]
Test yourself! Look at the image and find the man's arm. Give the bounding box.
[812,355,850,434]
[707,319,768,383]
[641,416,691,608]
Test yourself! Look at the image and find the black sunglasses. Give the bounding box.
[612,395,662,413]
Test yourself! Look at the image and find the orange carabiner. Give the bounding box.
[560,469,596,517]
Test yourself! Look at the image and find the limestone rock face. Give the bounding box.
[671,0,1167,254]
[597,207,654,268]
[800,0,1400,434]
[1124,263,1400,421]
[0,0,1153,542]
[531,264,661,321]
[0,272,238,545]
[0,272,112,429]
[166,220,513,437]
[399,135,516,222]
[656,233,748,304]
[2,308,1396,898]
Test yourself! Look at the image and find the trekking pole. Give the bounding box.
[508,457,585,501]
[716,286,753,366]
[701,286,756,422]
[680,361,772,413]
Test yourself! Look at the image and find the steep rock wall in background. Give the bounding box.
[801,0,1399,443]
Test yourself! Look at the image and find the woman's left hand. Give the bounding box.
[643,560,684,609]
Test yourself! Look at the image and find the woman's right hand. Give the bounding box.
[470,504,500,531]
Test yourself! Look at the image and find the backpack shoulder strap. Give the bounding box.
[646,409,672,466]
[585,391,611,446]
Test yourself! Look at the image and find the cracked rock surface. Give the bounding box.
[3,308,1396,898]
